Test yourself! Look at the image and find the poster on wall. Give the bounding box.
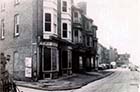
[25,57,32,78]
[25,57,32,67]
[25,67,32,78]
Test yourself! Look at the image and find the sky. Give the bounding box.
[75,0,140,65]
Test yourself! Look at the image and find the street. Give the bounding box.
[18,68,140,92]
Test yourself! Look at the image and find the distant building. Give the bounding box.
[97,44,109,65]
[77,2,87,15]
[72,4,98,72]
[108,47,118,63]
[117,53,130,66]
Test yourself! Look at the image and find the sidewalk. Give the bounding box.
[16,70,114,91]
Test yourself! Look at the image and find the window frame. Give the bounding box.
[14,14,20,37]
[62,1,67,12]
[44,13,52,32]
[62,23,68,38]
[1,19,5,39]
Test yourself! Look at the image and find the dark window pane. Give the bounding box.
[63,7,67,12]
[16,25,19,33]
[62,51,68,68]
[63,31,67,37]
[63,1,67,6]
[45,23,51,31]
[63,23,67,37]
[87,37,90,46]
[75,30,78,37]
[45,13,51,22]
[63,23,67,30]
[62,1,67,12]
[44,47,51,71]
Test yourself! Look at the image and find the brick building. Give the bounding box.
[0,0,98,81]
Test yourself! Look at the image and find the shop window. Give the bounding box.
[43,47,51,71]
[62,51,68,68]
[52,48,58,70]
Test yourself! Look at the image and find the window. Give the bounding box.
[87,36,90,46]
[43,47,51,71]
[62,51,68,68]
[62,1,67,12]
[15,0,20,5]
[14,14,20,36]
[1,20,5,39]
[75,30,78,37]
[62,23,67,38]
[74,12,78,18]
[45,13,51,32]
[52,48,58,70]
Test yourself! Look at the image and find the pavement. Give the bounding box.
[16,69,113,91]
[18,68,140,92]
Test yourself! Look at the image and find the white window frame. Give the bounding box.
[62,1,67,12]
[44,13,52,32]
[1,19,5,39]
[14,14,20,36]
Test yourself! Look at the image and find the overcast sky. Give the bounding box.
[75,0,140,65]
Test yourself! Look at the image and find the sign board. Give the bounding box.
[25,57,32,67]
[25,57,32,78]
[25,68,32,78]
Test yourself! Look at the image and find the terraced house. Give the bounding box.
[0,0,98,81]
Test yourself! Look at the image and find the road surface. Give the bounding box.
[18,68,140,92]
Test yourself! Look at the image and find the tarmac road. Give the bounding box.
[18,68,140,92]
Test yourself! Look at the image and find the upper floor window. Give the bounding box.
[75,29,78,37]
[1,19,5,39]
[15,0,20,5]
[74,12,78,18]
[62,1,67,12]
[14,14,20,36]
[45,13,51,32]
[62,23,67,38]
[87,36,90,46]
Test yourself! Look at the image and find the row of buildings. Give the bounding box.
[97,43,130,67]
[0,0,98,81]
